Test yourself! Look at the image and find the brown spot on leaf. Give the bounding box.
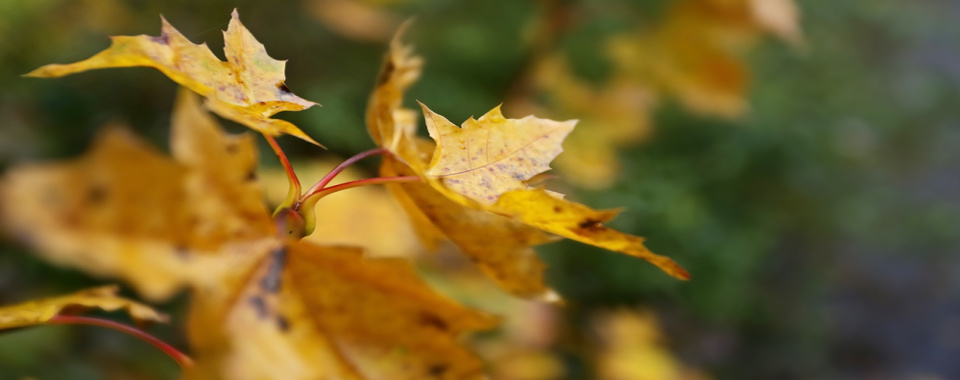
[427,364,448,377]
[418,311,448,331]
[260,248,287,293]
[276,82,292,94]
[577,218,605,231]
[86,186,108,205]
[245,169,258,182]
[150,32,169,45]
[249,295,268,319]
[276,315,290,332]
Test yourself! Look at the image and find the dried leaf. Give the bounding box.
[0,285,167,331]
[1,89,275,301]
[493,189,690,280]
[5,83,494,378]
[368,29,688,300]
[368,30,561,299]
[186,242,496,380]
[25,10,319,145]
[423,104,575,204]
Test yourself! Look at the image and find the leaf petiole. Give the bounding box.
[263,134,301,214]
[47,315,194,370]
[296,175,421,235]
[303,147,389,198]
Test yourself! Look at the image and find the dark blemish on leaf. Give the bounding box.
[377,60,395,86]
[418,311,448,331]
[260,247,287,293]
[174,244,190,259]
[249,295,269,319]
[577,218,605,231]
[225,142,239,154]
[245,169,258,182]
[276,315,290,332]
[277,82,292,94]
[86,186,108,205]
[553,206,562,213]
[150,32,169,45]
[428,364,448,377]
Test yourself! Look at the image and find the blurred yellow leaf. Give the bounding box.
[594,310,710,380]
[25,10,320,145]
[1,89,275,301]
[0,285,166,331]
[307,0,404,42]
[186,243,497,380]
[516,0,802,187]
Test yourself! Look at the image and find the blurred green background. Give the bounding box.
[2,0,959,379]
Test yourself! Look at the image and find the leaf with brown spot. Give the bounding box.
[493,189,690,280]
[0,285,167,331]
[25,10,320,145]
[185,242,496,380]
[0,89,275,301]
[367,31,561,300]
[6,80,495,378]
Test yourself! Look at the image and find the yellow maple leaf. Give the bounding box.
[25,10,320,145]
[368,30,689,302]
[0,285,166,331]
[3,88,494,379]
[368,29,562,300]
[423,104,575,204]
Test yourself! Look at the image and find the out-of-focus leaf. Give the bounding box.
[185,242,496,380]
[594,310,710,380]
[0,285,166,331]
[1,89,275,301]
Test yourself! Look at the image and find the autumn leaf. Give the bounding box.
[25,9,320,145]
[4,87,494,379]
[509,0,802,187]
[368,30,562,300]
[186,243,497,380]
[419,111,689,280]
[0,285,166,331]
[593,310,710,380]
[368,30,688,302]
[607,0,803,118]
[1,89,275,301]
[422,103,575,204]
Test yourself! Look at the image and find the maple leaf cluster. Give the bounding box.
[0,10,689,379]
